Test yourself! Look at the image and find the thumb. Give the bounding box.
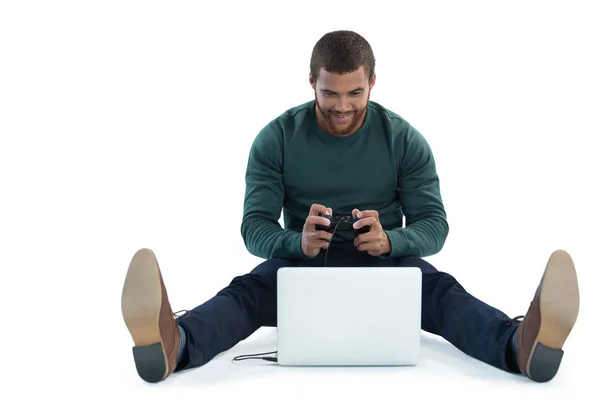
[326,208,332,216]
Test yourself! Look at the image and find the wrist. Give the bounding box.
[382,232,391,255]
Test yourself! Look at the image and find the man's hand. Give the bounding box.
[301,204,334,258]
[352,209,391,257]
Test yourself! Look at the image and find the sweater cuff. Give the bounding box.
[380,229,407,259]
[280,231,306,259]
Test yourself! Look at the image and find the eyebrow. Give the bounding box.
[320,87,365,94]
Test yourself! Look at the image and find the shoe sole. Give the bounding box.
[527,250,579,382]
[121,248,169,383]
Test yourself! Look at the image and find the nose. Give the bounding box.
[336,96,352,113]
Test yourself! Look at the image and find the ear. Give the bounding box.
[309,74,316,89]
[370,73,376,89]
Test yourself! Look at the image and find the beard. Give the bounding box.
[314,91,370,137]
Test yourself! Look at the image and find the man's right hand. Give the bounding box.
[301,203,333,258]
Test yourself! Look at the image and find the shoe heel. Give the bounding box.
[132,343,167,383]
[528,342,564,383]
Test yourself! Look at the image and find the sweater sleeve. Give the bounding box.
[382,125,449,258]
[240,122,306,260]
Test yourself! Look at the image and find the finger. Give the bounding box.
[366,240,388,256]
[317,230,333,242]
[354,237,362,249]
[356,209,379,220]
[355,238,369,251]
[309,203,329,216]
[354,231,380,248]
[356,240,382,253]
[352,208,360,218]
[354,234,369,249]
[306,215,331,229]
[353,216,378,230]
[307,231,332,246]
[354,232,377,249]
[308,237,330,250]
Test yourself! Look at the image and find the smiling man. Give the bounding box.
[121,30,580,384]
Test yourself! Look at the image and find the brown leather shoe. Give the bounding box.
[515,249,579,382]
[121,248,180,383]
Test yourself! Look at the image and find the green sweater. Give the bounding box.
[241,100,449,260]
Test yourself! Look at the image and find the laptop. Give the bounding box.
[276,266,422,366]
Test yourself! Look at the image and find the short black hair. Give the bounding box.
[310,30,375,81]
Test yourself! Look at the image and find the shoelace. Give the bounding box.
[173,309,190,319]
[506,298,534,326]
[506,315,524,326]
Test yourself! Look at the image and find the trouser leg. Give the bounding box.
[175,257,293,370]
[394,256,517,372]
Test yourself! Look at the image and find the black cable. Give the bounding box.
[232,351,278,363]
[323,219,342,267]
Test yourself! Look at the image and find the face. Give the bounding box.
[310,66,375,136]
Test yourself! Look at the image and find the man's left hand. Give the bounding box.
[352,209,391,257]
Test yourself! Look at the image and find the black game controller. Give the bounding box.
[315,214,371,236]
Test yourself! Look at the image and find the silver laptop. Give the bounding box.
[276,266,422,366]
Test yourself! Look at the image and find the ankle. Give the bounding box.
[176,324,188,365]
[505,328,520,373]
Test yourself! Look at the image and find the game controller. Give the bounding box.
[315,214,371,236]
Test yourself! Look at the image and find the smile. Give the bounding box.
[332,112,351,120]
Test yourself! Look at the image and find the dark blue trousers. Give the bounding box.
[175,242,519,373]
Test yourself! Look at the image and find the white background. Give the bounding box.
[1,0,599,399]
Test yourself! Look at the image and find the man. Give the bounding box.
[121,30,580,384]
